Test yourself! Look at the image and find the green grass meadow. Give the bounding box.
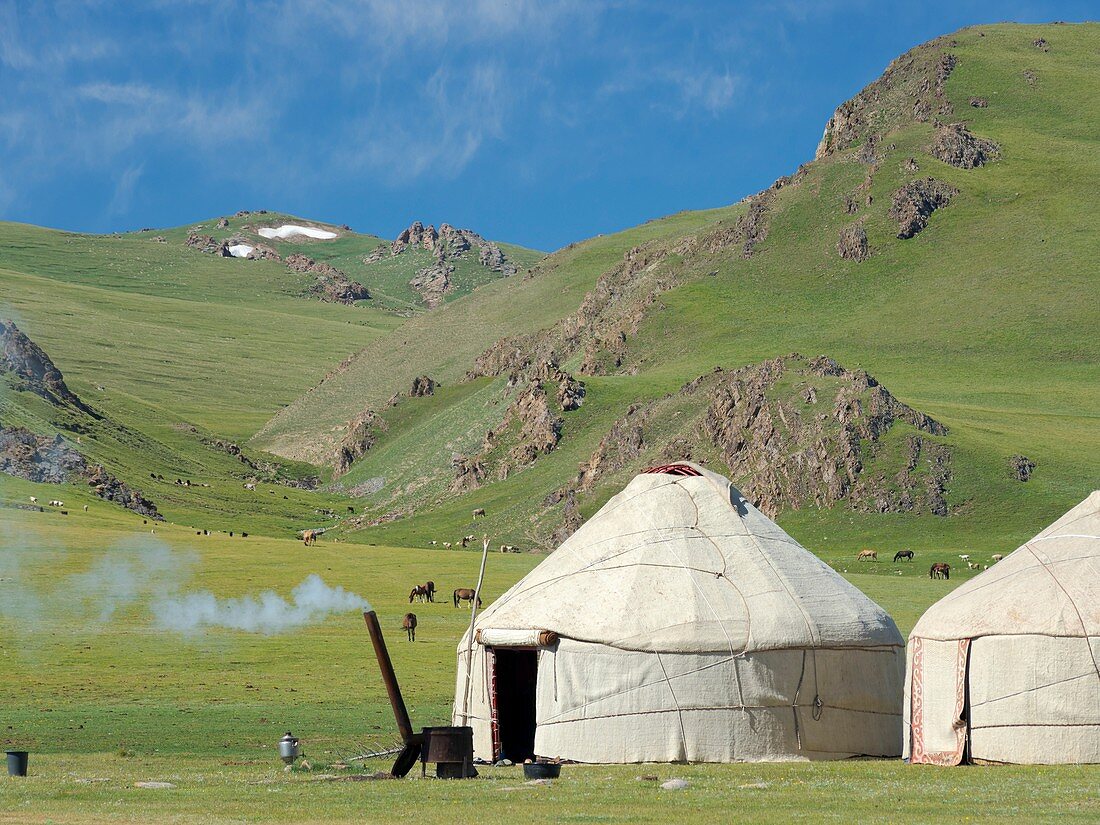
[0,512,1096,824]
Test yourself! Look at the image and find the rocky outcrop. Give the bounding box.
[410,375,437,397]
[930,123,999,169]
[0,426,161,518]
[371,220,517,306]
[702,188,778,259]
[0,428,86,483]
[459,363,583,484]
[408,261,456,308]
[285,253,371,304]
[890,178,958,238]
[85,464,161,519]
[185,233,231,256]
[1,319,95,415]
[1010,454,1036,482]
[333,409,387,478]
[451,454,487,493]
[573,354,951,519]
[837,223,870,261]
[550,488,584,546]
[816,39,956,159]
[577,408,646,491]
[705,355,949,517]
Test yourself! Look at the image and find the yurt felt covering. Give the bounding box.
[453,463,905,763]
[904,491,1100,765]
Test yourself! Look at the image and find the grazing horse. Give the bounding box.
[302,529,320,546]
[472,508,486,518]
[409,585,428,603]
[929,562,950,580]
[893,549,914,563]
[424,581,436,603]
[454,588,482,609]
[857,549,878,562]
[402,613,417,641]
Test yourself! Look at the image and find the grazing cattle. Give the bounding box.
[83,505,88,512]
[967,561,980,570]
[402,613,417,642]
[241,532,248,538]
[893,549,914,563]
[959,554,970,561]
[929,562,951,580]
[857,549,878,562]
[442,541,452,548]
[454,588,482,609]
[302,529,320,546]
[29,496,37,504]
[500,544,519,553]
[429,540,437,546]
[461,536,470,548]
[409,585,429,603]
[472,508,486,518]
[991,554,1004,562]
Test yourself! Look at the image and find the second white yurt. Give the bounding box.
[452,462,905,763]
[904,491,1100,765]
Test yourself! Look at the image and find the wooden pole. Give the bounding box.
[460,535,490,726]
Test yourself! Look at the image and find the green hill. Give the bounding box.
[1,22,1097,570]
[253,22,1100,562]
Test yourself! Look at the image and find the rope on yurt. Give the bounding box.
[1023,539,1100,681]
[674,480,747,708]
[728,481,825,733]
[655,651,689,759]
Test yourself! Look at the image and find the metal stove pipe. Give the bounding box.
[363,609,415,743]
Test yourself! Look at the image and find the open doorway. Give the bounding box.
[492,648,538,763]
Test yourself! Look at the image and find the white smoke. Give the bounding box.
[152,574,369,635]
[0,539,368,635]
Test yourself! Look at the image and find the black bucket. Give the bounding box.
[6,751,28,777]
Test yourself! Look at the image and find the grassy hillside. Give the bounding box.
[266,23,1098,560]
[253,206,735,463]
[153,211,544,312]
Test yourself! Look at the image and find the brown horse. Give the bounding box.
[893,549,915,563]
[402,613,417,641]
[301,529,320,546]
[424,580,436,602]
[857,549,877,562]
[453,588,482,608]
[409,585,428,603]
[929,562,950,580]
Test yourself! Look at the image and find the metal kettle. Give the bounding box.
[278,732,301,764]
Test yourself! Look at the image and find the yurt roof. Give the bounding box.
[470,462,902,655]
[911,491,1100,641]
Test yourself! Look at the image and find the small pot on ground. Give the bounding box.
[6,751,28,777]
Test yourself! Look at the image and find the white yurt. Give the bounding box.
[452,462,905,764]
[904,491,1100,765]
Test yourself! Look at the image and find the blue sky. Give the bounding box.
[0,1,1093,251]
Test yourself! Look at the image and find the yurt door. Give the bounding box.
[489,647,539,762]
[908,637,972,765]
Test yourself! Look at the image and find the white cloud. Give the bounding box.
[107,163,145,217]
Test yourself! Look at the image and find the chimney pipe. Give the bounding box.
[363,609,414,743]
